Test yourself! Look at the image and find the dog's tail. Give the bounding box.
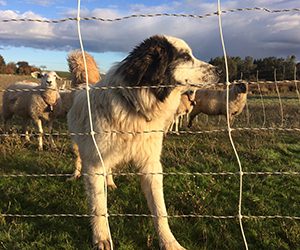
[67,50,101,87]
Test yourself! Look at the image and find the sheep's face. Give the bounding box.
[32,71,61,89]
[183,90,196,106]
[235,82,248,94]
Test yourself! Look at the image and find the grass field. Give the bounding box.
[0,75,299,249]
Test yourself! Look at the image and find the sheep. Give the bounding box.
[2,71,62,150]
[188,82,248,127]
[67,49,101,87]
[56,50,101,119]
[168,90,196,133]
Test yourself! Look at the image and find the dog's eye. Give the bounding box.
[179,53,192,61]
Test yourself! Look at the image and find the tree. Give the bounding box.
[0,55,6,73]
[40,65,47,71]
[16,61,39,75]
[240,56,256,80]
[283,55,296,80]
[209,56,238,82]
[5,62,17,74]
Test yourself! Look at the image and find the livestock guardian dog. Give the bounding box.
[67,35,219,250]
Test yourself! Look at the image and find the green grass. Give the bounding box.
[0,95,299,249]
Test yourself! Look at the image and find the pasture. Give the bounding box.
[0,74,299,249]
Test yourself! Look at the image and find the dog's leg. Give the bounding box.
[67,143,82,181]
[107,169,117,190]
[84,163,112,250]
[140,161,186,250]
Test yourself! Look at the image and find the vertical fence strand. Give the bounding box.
[294,66,300,106]
[217,1,249,249]
[76,0,113,249]
[274,69,284,127]
[256,71,266,127]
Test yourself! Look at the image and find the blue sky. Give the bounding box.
[0,0,299,72]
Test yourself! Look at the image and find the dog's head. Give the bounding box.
[116,35,219,102]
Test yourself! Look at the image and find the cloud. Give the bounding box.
[0,0,300,63]
[25,0,56,7]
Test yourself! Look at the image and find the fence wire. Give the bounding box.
[0,127,300,137]
[0,3,300,250]
[1,80,300,93]
[0,7,299,23]
[1,213,299,220]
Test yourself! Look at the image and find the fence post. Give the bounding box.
[256,70,266,127]
[294,66,300,106]
[274,69,284,127]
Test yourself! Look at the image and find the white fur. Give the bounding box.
[67,35,218,250]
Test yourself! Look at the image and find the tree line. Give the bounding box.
[0,53,299,81]
[209,55,299,82]
[0,55,40,75]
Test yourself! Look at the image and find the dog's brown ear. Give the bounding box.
[117,35,175,101]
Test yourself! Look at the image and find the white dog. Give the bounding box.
[67,35,219,250]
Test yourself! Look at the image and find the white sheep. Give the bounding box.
[2,71,62,150]
[188,82,248,127]
[168,90,196,133]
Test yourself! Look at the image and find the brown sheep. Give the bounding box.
[67,50,101,87]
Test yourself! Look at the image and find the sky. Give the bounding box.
[0,0,299,72]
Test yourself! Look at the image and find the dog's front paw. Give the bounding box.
[161,241,186,250]
[93,240,112,250]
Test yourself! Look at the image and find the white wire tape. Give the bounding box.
[1,213,299,220]
[76,0,113,248]
[217,1,248,249]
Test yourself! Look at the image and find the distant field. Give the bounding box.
[0,75,299,249]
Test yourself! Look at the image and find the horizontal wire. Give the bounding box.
[0,171,299,178]
[1,127,300,137]
[1,80,300,93]
[0,7,299,23]
[1,213,299,220]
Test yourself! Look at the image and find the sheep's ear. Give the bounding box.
[31,71,42,79]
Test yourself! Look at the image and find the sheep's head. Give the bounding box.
[31,71,61,89]
[234,82,248,94]
[183,90,196,106]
